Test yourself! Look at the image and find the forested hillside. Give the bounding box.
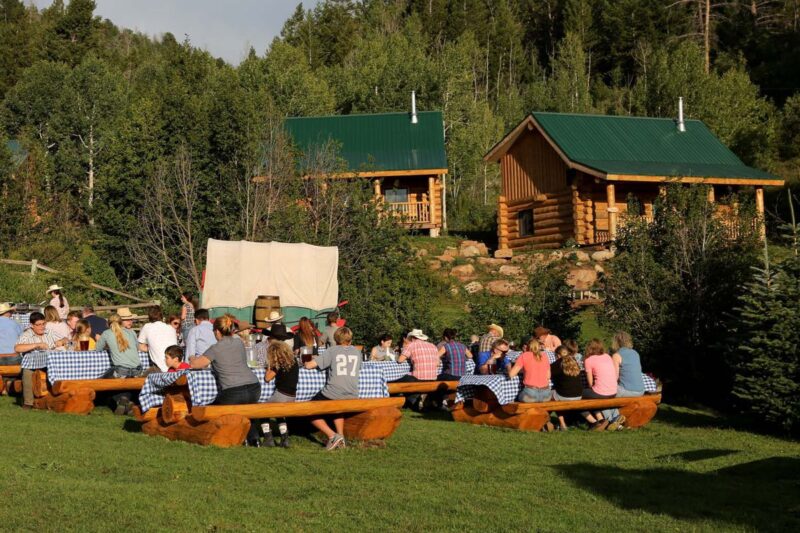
[1,0,800,298]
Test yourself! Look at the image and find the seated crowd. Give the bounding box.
[1,288,648,441]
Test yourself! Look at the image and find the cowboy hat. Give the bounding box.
[46,284,63,295]
[235,319,252,331]
[266,323,294,341]
[0,302,16,315]
[266,310,283,322]
[488,323,504,338]
[406,328,429,341]
[116,307,135,320]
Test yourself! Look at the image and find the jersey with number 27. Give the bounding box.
[315,345,362,400]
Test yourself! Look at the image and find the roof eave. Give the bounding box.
[606,173,784,187]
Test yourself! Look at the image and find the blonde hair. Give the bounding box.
[268,341,297,372]
[44,305,60,323]
[73,319,92,340]
[611,331,633,352]
[555,345,580,377]
[334,327,353,345]
[213,314,236,336]
[527,338,543,361]
[108,314,130,352]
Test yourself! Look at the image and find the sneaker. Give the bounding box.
[607,415,627,432]
[591,419,609,431]
[114,399,130,416]
[279,434,291,448]
[325,434,346,451]
[262,433,276,447]
[542,421,555,432]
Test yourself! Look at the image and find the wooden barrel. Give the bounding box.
[253,295,281,328]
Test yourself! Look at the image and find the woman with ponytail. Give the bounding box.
[98,309,144,414]
[46,285,69,320]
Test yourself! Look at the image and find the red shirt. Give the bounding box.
[515,351,550,388]
[402,339,440,380]
[167,362,191,372]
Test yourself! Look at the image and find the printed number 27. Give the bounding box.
[336,355,359,377]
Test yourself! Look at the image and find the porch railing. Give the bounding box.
[386,200,431,224]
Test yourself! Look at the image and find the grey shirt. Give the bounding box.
[204,336,258,391]
[316,345,361,400]
[319,325,339,347]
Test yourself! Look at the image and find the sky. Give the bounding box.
[30,0,322,64]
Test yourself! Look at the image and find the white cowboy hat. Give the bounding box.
[46,284,63,295]
[116,307,135,320]
[407,328,429,341]
[488,323,504,338]
[266,310,283,322]
[0,302,16,315]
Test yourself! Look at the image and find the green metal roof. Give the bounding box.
[284,111,447,173]
[530,112,778,180]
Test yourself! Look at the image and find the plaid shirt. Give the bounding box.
[16,328,58,351]
[479,333,500,353]
[442,341,469,376]
[402,339,440,380]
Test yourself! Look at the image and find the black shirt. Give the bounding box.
[274,363,300,396]
[85,315,109,338]
[550,359,583,398]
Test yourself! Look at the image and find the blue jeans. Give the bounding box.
[518,386,552,403]
[603,386,645,420]
[100,365,145,409]
[216,382,262,442]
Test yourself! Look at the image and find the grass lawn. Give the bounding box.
[1,397,798,532]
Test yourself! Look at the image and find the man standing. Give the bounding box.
[15,311,67,409]
[185,308,216,359]
[82,306,108,341]
[137,306,177,372]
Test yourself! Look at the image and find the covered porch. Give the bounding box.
[372,174,445,234]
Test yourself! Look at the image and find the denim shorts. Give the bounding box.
[518,386,552,403]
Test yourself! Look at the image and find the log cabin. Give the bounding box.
[284,105,448,236]
[484,110,784,250]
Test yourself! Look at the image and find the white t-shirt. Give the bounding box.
[137,321,178,372]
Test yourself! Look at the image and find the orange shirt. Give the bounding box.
[516,351,550,388]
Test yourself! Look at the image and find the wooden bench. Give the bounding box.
[451,390,662,431]
[0,364,21,395]
[134,394,405,448]
[387,380,459,395]
[30,369,147,415]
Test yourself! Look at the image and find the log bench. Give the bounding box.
[387,380,459,395]
[452,392,662,432]
[31,370,147,415]
[0,365,21,395]
[134,396,406,448]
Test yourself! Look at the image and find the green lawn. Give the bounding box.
[1,397,798,532]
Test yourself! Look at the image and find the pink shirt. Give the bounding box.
[402,339,440,380]
[46,321,72,340]
[540,334,561,352]
[516,351,550,388]
[49,295,69,320]
[584,353,617,396]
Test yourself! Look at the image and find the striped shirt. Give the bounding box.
[442,341,469,376]
[402,339,440,380]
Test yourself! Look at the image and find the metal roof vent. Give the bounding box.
[411,91,418,124]
[677,97,686,133]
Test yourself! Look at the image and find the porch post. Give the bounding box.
[373,178,381,199]
[440,174,448,233]
[428,176,439,236]
[606,182,618,241]
[755,186,766,240]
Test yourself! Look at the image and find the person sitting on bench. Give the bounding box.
[437,328,472,381]
[165,345,190,372]
[262,341,299,448]
[581,339,618,431]
[478,339,510,375]
[507,338,552,404]
[0,302,22,365]
[15,311,68,410]
[396,329,439,411]
[191,315,262,446]
[304,327,361,451]
[550,344,583,430]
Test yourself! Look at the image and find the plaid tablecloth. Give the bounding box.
[455,371,659,405]
[12,313,30,330]
[365,359,478,381]
[20,350,150,383]
[139,364,389,412]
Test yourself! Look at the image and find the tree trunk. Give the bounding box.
[704,0,711,74]
[88,125,95,226]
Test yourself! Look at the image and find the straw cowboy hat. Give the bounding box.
[116,307,135,320]
[266,310,284,322]
[266,323,294,341]
[0,302,16,315]
[46,284,63,295]
[406,329,429,341]
[488,323,504,338]
[235,319,252,332]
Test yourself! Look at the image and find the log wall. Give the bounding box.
[502,189,574,249]
[575,178,659,244]
[500,128,568,202]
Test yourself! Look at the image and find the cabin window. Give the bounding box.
[385,188,409,203]
[518,209,534,237]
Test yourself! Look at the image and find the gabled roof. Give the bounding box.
[485,112,782,185]
[284,111,447,175]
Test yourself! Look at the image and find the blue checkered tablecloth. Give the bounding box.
[139,364,389,412]
[455,371,659,405]
[368,359,478,381]
[12,313,30,330]
[19,350,151,384]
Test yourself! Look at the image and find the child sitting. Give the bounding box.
[550,345,583,430]
[165,345,190,372]
[262,341,300,448]
[304,327,361,451]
